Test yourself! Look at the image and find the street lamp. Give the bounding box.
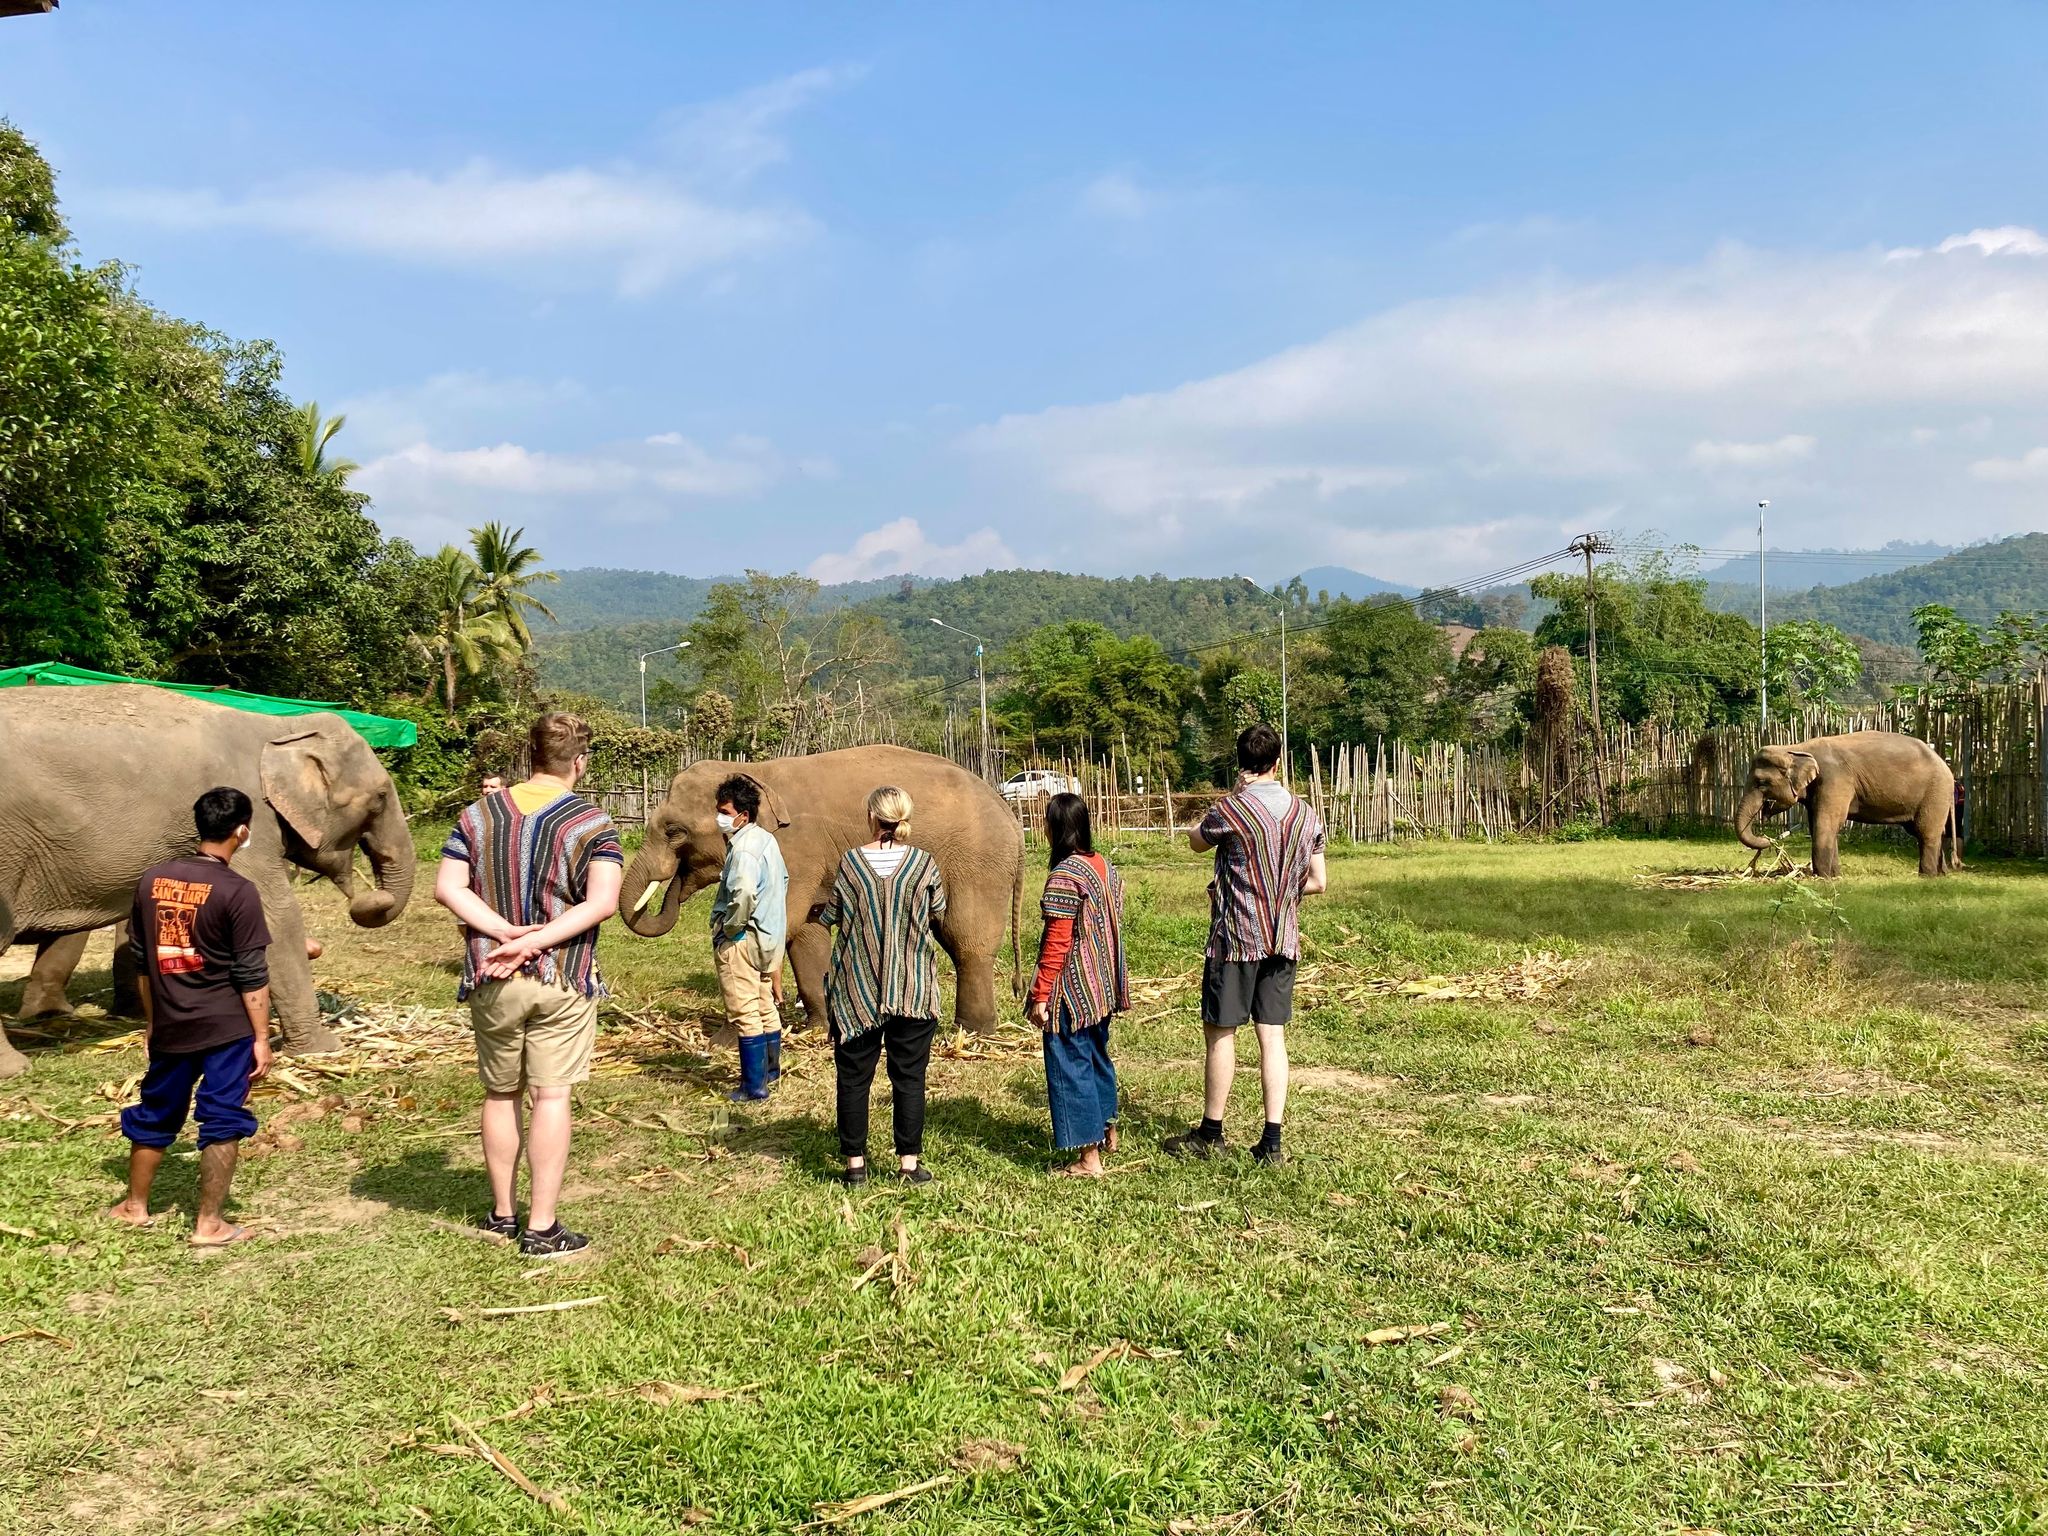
[929,617,989,776]
[1278,606,1290,784]
[637,640,691,728]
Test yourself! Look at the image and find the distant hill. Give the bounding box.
[1771,533,2048,645]
[1698,541,1954,590]
[539,567,938,631]
[1295,565,1416,601]
[534,567,1294,709]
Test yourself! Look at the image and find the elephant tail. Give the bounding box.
[1010,834,1026,1000]
[1946,802,1965,872]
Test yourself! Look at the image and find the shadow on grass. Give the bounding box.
[353,1146,483,1221]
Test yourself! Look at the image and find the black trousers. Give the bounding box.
[834,1015,937,1158]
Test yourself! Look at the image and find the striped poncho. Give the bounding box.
[441,787,624,1000]
[817,845,948,1041]
[1033,852,1130,1031]
[1197,784,1326,962]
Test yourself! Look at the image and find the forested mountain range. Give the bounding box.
[540,567,935,630]
[1766,534,2048,645]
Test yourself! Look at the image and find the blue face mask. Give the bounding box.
[715,812,737,835]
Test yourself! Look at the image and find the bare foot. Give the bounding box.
[1103,1124,1120,1155]
[190,1223,254,1249]
[107,1199,152,1228]
[1056,1151,1106,1178]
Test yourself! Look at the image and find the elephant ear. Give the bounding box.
[1787,751,1821,795]
[746,774,792,829]
[262,728,336,850]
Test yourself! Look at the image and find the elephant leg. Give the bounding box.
[1809,802,1846,878]
[111,923,144,1016]
[952,948,1000,1034]
[19,931,91,1019]
[786,923,830,1033]
[1914,803,1949,876]
[0,921,25,1077]
[244,866,337,1055]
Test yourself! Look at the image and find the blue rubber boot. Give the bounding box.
[729,1034,771,1102]
[764,1029,783,1086]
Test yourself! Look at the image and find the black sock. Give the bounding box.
[1197,1117,1224,1142]
[1255,1122,1283,1150]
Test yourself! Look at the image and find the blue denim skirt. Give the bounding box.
[1043,1011,1118,1150]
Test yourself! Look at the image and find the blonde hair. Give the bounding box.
[528,712,593,775]
[866,785,913,843]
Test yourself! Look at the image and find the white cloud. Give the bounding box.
[91,71,863,295]
[1688,434,1816,468]
[357,432,786,550]
[1937,226,2048,258]
[1969,447,2048,482]
[102,163,808,296]
[1079,171,1160,222]
[660,65,864,185]
[965,227,2048,580]
[806,518,1016,583]
[337,371,588,458]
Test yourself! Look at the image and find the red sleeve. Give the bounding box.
[1031,916,1075,1006]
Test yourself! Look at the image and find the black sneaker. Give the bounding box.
[518,1221,590,1259]
[1163,1128,1225,1160]
[841,1165,869,1187]
[1250,1141,1288,1166]
[478,1211,519,1242]
[899,1164,934,1186]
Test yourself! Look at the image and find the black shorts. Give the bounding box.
[1201,955,1298,1028]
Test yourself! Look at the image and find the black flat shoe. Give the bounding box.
[899,1165,934,1186]
[841,1166,869,1187]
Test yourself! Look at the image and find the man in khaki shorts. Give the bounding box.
[435,713,622,1258]
[711,773,790,1101]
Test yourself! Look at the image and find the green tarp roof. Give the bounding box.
[0,662,418,748]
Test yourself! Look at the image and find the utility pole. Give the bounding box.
[929,617,990,777]
[1279,605,1291,784]
[1569,533,1614,821]
[1757,500,1771,735]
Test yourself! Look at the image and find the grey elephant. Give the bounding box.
[14,924,141,1020]
[621,745,1023,1031]
[0,685,416,1075]
[1736,731,1959,877]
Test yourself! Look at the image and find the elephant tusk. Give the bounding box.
[633,879,668,915]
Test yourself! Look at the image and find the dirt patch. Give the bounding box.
[1479,1093,1540,1110]
[265,1194,391,1236]
[1292,1067,1397,1096]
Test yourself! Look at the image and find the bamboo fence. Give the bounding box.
[585,680,2048,857]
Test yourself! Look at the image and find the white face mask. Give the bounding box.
[715,812,737,835]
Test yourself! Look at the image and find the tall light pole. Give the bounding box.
[1278,606,1290,784]
[1757,500,1771,733]
[637,640,691,728]
[929,617,989,775]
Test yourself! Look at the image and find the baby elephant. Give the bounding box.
[1736,731,1958,877]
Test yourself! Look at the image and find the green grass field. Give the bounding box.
[5,833,2048,1534]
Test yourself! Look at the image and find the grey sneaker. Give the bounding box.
[518,1221,590,1259]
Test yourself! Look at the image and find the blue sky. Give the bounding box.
[9,3,2048,586]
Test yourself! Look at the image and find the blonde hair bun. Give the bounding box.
[866,785,913,839]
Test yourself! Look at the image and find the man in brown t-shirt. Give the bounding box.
[108,787,274,1246]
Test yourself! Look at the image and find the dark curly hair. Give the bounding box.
[715,774,763,824]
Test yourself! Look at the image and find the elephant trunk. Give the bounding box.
[621,842,685,938]
[1735,787,1776,852]
[350,795,416,928]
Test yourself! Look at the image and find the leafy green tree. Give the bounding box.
[687,571,895,751]
[470,521,559,649]
[0,118,66,242]
[1532,555,1760,728]
[1311,599,1457,742]
[1765,619,1863,708]
[1450,627,1539,741]
[410,545,520,718]
[998,620,1193,757]
[1910,603,1989,684]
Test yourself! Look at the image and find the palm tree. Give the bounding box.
[409,545,521,718]
[294,401,360,482]
[470,521,559,648]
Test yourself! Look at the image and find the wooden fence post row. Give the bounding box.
[584,679,2048,855]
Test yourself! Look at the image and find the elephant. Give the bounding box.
[15,924,141,1020]
[621,746,1024,1033]
[0,684,416,1075]
[1736,731,1959,877]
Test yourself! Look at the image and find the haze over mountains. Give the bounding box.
[533,537,2048,710]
